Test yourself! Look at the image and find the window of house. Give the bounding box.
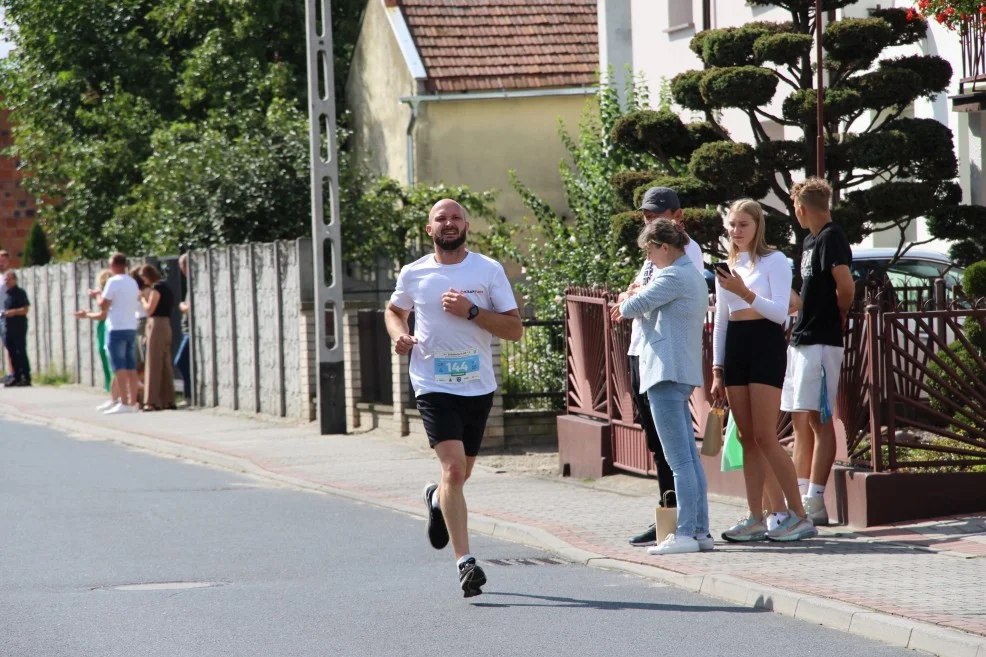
[669,0,692,29]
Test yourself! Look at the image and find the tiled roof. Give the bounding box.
[395,0,598,93]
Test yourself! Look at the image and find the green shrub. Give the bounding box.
[927,341,986,416]
[963,261,986,298]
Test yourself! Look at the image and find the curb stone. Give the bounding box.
[3,400,986,657]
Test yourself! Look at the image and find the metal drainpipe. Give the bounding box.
[404,99,420,185]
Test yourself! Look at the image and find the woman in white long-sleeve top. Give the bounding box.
[711,199,816,543]
[613,219,712,556]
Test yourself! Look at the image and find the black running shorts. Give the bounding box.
[723,319,787,389]
[415,392,495,457]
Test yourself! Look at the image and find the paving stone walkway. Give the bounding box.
[3,387,986,640]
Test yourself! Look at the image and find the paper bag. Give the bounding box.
[701,407,725,457]
[655,491,678,543]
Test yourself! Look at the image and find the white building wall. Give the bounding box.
[630,0,972,256]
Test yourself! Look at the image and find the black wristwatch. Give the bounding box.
[467,304,480,321]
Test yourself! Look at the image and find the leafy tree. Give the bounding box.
[21,221,51,267]
[609,3,970,267]
[0,0,365,258]
[502,75,675,321]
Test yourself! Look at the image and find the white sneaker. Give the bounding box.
[647,533,700,556]
[802,495,829,526]
[96,399,118,412]
[696,534,715,552]
[104,402,137,415]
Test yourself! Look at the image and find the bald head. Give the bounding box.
[427,198,469,253]
[429,198,466,221]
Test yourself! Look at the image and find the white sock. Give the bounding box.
[807,483,825,498]
[766,512,790,532]
[456,554,474,569]
[431,488,441,510]
[798,478,809,496]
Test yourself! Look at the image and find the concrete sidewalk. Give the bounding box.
[2,386,985,657]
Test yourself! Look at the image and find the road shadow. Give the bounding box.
[470,592,765,613]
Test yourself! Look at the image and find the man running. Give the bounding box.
[385,198,523,598]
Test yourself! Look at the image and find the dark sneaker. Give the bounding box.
[458,558,486,598]
[422,483,449,550]
[629,523,657,547]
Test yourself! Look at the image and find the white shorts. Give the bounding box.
[780,344,844,414]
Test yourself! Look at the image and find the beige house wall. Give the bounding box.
[415,95,587,231]
[344,0,415,183]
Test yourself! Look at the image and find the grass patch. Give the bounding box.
[33,367,74,387]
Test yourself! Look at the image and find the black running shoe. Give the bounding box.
[458,558,486,598]
[629,523,657,547]
[422,483,449,550]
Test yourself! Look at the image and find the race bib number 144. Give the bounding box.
[434,349,481,383]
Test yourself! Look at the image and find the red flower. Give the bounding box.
[981,5,986,15]
[907,7,917,21]
[946,6,956,15]
[918,0,930,8]
[937,11,947,23]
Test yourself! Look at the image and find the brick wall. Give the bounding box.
[0,108,39,266]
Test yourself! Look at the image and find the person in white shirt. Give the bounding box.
[711,199,816,543]
[385,198,522,598]
[78,253,142,414]
[617,187,705,549]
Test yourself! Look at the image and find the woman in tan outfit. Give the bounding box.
[138,265,176,411]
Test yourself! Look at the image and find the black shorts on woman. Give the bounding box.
[723,318,787,389]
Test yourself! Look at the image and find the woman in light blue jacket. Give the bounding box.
[614,219,712,555]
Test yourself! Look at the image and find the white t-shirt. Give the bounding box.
[102,274,141,332]
[628,235,705,356]
[389,251,518,397]
[713,250,792,366]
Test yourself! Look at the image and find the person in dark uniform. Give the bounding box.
[1,270,31,387]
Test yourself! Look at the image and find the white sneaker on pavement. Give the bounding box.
[696,534,715,552]
[104,402,138,415]
[96,399,118,412]
[647,533,700,556]
[802,495,829,526]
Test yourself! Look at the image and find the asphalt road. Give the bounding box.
[0,418,919,657]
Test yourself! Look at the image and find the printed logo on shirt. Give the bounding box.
[458,289,485,295]
[800,248,813,279]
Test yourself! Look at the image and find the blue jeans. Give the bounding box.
[107,329,137,371]
[647,381,710,538]
[174,333,191,398]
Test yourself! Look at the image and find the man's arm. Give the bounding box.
[832,264,854,326]
[473,308,523,342]
[440,290,523,342]
[4,303,29,317]
[385,303,417,355]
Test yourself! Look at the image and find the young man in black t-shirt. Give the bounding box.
[781,178,855,526]
[1,270,32,387]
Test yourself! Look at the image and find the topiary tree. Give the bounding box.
[21,221,52,267]
[609,2,973,266]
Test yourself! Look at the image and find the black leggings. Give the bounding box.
[628,355,676,507]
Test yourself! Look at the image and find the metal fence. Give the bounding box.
[501,318,565,410]
[564,283,986,475]
[356,309,393,405]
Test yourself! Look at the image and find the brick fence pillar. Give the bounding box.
[342,306,361,430]
[485,337,506,450]
[392,350,411,435]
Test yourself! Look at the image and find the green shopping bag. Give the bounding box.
[721,411,744,472]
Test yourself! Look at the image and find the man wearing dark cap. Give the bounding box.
[617,187,705,547]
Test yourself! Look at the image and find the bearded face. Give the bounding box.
[428,201,468,252]
[432,225,467,251]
